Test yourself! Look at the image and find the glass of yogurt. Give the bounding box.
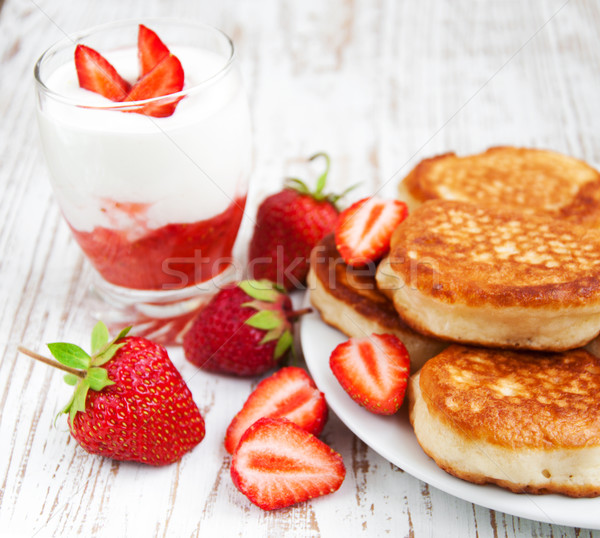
[34,19,252,337]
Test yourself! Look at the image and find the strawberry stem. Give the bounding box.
[17,346,84,378]
[286,307,313,321]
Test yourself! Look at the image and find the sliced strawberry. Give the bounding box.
[329,333,410,415]
[124,54,184,117]
[74,44,131,101]
[225,366,328,454]
[231,417,345,510]
[335,197,408,267]
[138,24,170,76]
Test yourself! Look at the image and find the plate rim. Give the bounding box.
[299,298,600,531]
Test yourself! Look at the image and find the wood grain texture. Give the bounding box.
[1,0,600,536]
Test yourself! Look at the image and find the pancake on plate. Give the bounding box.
[409,345,600,497]
[308,234,446,371]
[376,199,600,351]
[398,147,600,225]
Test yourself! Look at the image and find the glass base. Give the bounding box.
[87,264,238,345]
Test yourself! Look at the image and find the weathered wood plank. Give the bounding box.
[1,0,600,536]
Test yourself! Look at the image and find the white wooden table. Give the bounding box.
[1,0,599,535]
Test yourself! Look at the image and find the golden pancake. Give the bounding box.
[376,200,600,350]
[398,147,600,225]
[409,345,600,497]
[308,234,445,370]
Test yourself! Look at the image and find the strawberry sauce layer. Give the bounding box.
[71,196,246,290]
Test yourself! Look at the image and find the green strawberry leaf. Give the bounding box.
[245,310,281,331]
[285,177,310,195]
[93,342,126,367]
[86,367,114,391]
[63,374,79,386]
[91,324,130,366]
[39,322,130,428]
[114,326,132,342]
[328,182,360,205]
[91,321,109,354]
[56,391,76,427]
[274,329,293,360]
[239,280,280,303]
[47,343,91,370]
[260,327,284,345]
[241,300,271,311]
[69,379,91,426]
[285,152,351,208]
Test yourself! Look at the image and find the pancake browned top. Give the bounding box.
[419,345,600,449]
[386,200,600,308]
[402,147,600,224]
[310,234,410,334]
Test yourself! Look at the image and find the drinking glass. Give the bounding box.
[34,19,252,340]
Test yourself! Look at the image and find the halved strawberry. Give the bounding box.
[124,54,184,117]
[335,197,408,267]
[231,417,345,510]
[138,24,170,76]
[74,44,131,101]
[329,333,410,415]
[225,366,328,454]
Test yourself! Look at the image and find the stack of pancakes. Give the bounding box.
[308,147,600,497]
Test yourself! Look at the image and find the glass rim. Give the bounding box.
[33,17,236,110]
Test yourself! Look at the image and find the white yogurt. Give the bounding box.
[37,46,252,237]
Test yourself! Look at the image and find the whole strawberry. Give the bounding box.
[248,153,348,290]
[183,280,304,376]
[19,322,205,465]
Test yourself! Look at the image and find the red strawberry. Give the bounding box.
[225,366,328,454]
[74,44,131,101]
[248,153,352,290]
[231,417,345,510]
[335,197,408,267]
[329,333,410,415]
[138,24,170,76]
[75,26,184,117]
[18,322,205,465]
[124,53,184,117]
[183,280,306,376]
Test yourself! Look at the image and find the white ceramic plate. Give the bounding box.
[300,304,600,530]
